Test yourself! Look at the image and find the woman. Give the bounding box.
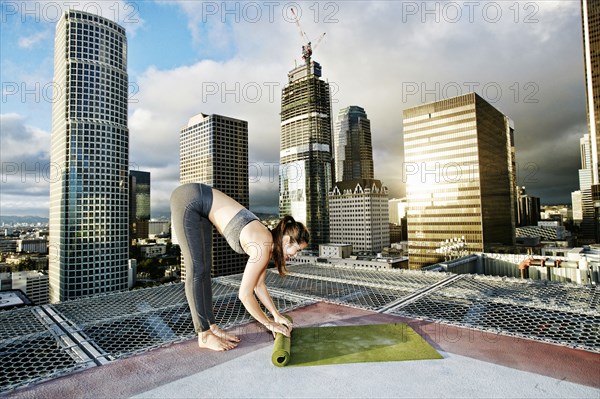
[170,183,309,351]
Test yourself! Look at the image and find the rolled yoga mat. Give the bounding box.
[271,315,293,367]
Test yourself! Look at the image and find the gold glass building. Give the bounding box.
[581,0,600,242]
[402,93,516,269]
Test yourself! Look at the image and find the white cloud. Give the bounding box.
[132,0,585,211]
[0,113,52,216]
[18,30,49,49]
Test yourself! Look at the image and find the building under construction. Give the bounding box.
[279,36,333,250]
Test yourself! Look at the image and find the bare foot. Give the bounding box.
[210,324,241,343]
[198,330,237,351]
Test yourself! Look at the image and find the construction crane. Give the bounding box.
[290,7,325,65]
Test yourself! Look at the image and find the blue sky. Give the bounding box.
[0,1,587,217]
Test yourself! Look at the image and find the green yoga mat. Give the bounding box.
[271,315,293,366]
[272,323,443,367]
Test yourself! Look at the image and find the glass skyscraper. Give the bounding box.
[129,170,150,241]
[49,10,129,302]
[179,113,249,277]
[279,57,333,250]
[333,106,374,182]
[403,93,517,269]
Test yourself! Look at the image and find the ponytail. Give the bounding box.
[270,215,310,276]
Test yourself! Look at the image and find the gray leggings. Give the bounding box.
[170,183,215,332]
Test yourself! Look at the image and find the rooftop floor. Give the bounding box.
[1,264,599,398]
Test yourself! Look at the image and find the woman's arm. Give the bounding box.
[238,239,290,336]
[253,267,289,324]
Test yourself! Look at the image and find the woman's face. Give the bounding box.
[283,235,307,259]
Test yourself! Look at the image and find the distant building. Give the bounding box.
[128,259,136,289]
[389,224,403,244]
[49,10,129,302]
[319,244,352,259]
[279,53,332,250]
[0,239,18,253]
[388,198,408,243]
[179,113,249,277]
[0,289,34,310]
[541,205,572,225]
[148,221,170,238]
[388,198,407,225]
[517,187,541,227]
[0,271,49,306]
[572,190,583,224]
[139,244,167,259]
[516,225,569,241]
[333,106,374,182]
[17,238,48,254]
[329,179,390,253]
[130,170,151,241]
[403,92,517,269]
[577,134,596,242]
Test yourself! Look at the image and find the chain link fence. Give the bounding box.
[1,263,598,393]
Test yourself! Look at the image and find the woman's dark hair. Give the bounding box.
[271,215,310,276]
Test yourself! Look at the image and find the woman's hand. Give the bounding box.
[265,319,292,338]
[273,314,293,334]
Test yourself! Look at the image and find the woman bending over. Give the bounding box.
[170,183,309,351]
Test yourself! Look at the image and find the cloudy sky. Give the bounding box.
[0,0,585,218]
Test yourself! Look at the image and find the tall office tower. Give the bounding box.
[49,10,129,303]
[582,0,600,241]
[388,198,408,225]
[389,197,408,242]
[403,93,517,269]
[179,113,249,278]
[279,51,333,251]
[333,106,374,182]
[572,190,583,225]
[517,187,541,227]
[578,134,595,240]
[129,170,151,241]
[329,179,389,253]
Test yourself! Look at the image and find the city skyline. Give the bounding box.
[0,1,586,217]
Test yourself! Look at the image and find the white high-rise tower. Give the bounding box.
[49,10,129,302]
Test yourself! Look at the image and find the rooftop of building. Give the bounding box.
[1,262,599,398]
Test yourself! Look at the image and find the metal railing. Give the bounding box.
[1,263,598,394]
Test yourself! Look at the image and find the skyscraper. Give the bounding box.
[517,187,541,227]
[49,10,129,302]
[582,0,600,183]
[581,0,600,242]
[333,106,374,182]
[129,170,151,241]
[577,134,595,239]
[179,113,249,277]
[279,54,332,250]
[403,93,517,269]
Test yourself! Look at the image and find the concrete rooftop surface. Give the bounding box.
[1,264,599,398]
